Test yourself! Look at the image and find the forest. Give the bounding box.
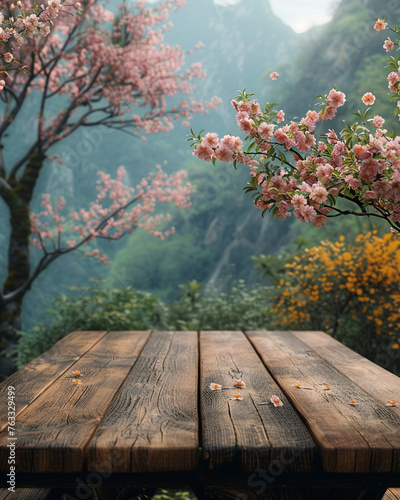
[1,0,400,378]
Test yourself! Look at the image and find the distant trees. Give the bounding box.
[0,0,218,377]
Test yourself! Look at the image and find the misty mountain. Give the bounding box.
[13,0,397,328]
[18,0,302,324]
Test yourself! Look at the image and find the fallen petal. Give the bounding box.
[209,383,222,391]
[230,394,243,401]
[271,395,283,407]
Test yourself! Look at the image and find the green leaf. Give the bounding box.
[249,176,258,189]
[211,157,216,166]
[327,194,337,206]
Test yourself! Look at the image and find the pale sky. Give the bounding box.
[214,0,338,33]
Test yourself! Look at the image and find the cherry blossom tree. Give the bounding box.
[0,0,219,376]
[189,18,400,232]
[0,0,66,84]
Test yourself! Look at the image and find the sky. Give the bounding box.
[214,0,338,33]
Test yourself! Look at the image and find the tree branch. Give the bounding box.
[0,177,12,197]
[325,204,400,231]
[3,193,142,304]
[9,141,40,179]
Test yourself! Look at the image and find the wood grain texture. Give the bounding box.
[383,489,400,500]
[0,331,107,431]
[0,331,150,474]
[88,331,199,474]
[291,331,400,406]
[247,331,400,474]
[0,489,51,500]
[200,331,315,473]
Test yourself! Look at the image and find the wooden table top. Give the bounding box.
[1,330,400,477]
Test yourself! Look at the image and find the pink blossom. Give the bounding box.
[214,145,234,162]
[202,132,219,149]
[270,71,279,80]
[291,194,307,209]
[313,215,327,227]
[319,106,337,121]
[327,89,346,108]
[75,2,81,9]
[309,183,328,204]
[387,71,400,93]
[237,117,255,134]
[3,53,13,63]
[372,115,385,127]
[374,19,386,31]
[276,110,285,123]
[326,129,338,144]
[250,101,262,116]
[277,200,291,220]
[360,157,382,182]
[301,110,320,132]
[318,141,327,152]
[362,92,376,105]
[331,141,346,168]
[345,174,362,190]
[306,110,320,122]
[193,144,213,161]
[256,199,271,211]
[383,37,394,52]
[363,191,377,200]
[316,164,334,183]
[237,101,252,113]
[258,122,274,140]
[299,204,317,222]
[353,144,371,160]
[294,130,309,152]
[268,175,287,193]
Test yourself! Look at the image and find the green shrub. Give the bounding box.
[16,285,167,368]
[16,280,274,369]
[166,280,274,331]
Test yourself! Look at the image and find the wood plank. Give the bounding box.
[0,331,150,474]
[247,331,400,474]
[383,489,400,500]
[291,331,400,406]
[0,331,107,432]
[199,331,315,473]
[88,331,199,474]
[0,489,51,500]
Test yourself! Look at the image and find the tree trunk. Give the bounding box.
[0,299,22,379]
[0,151,45,379]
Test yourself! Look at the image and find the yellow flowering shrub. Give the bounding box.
[273,231,400,372]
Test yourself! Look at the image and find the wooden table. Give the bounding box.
[1,330,400,500]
